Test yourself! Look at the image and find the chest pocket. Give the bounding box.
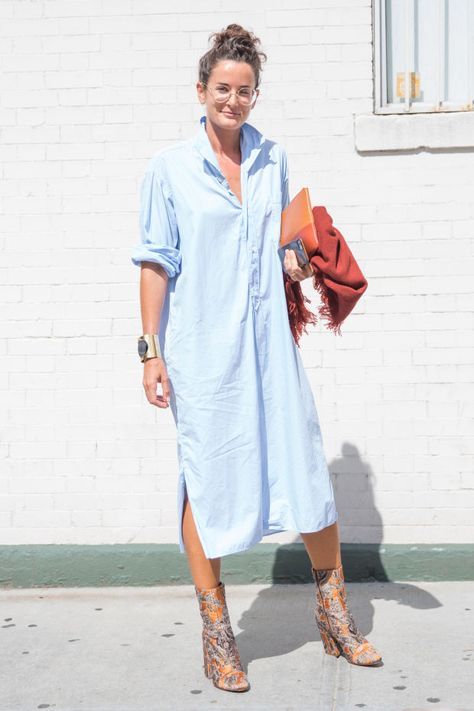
[266,200,283,245]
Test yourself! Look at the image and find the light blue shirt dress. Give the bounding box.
[131,114,338,559]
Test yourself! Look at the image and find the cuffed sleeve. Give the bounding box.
[131,161,182,278]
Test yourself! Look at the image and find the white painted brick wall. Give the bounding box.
[1,1,473,547]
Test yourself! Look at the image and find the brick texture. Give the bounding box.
[1,0,473,546]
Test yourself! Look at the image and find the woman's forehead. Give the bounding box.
[210,60,255,83]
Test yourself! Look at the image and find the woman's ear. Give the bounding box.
[250,88,260,110]
[196,81,206,104]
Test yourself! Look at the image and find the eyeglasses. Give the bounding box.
[202,83,258,107]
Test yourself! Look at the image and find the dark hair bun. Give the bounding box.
[210,24,259,51]
[199,23,267,88]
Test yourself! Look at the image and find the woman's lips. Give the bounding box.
[223,111,239,117]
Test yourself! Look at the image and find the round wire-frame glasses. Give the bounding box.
[201,82,258,107]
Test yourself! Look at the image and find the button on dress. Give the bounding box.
[131,114,338,559]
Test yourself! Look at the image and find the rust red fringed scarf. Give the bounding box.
[283,205,368,347]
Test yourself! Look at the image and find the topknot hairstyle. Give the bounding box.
[198,23,267,89]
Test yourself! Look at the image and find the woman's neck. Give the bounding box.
[204,116,241,160]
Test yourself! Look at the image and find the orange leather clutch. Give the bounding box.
[279,187,319,257]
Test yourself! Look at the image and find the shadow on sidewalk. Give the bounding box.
[232,441,442,667]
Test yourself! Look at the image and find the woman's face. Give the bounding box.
[197,60,259,133]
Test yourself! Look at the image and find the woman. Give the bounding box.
[131,24,382,693]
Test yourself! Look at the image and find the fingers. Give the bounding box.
[143,378,168,408]
[160,373,171,406]
[283,249,313,282]
[283,249,297,279]
[143,360,171,409]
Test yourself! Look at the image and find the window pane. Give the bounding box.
[385,0,408,104]
[383,0,474,109]
[412,0,439,105]
[445,0,471,104]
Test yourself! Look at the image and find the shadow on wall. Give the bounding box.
[331,440,388,581]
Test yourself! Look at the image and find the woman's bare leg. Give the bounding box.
[182,490,221,588]
[299,520,342,570]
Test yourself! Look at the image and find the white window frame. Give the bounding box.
[373,0,474,114]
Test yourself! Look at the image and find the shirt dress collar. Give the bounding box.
[193,114,265,176]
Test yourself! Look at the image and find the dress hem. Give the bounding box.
[177,511,339,559]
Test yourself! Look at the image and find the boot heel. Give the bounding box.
[319,626,341,658]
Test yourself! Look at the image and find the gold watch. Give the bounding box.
[137,334,162,363]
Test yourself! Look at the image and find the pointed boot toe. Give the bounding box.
[350,640,383,666]
[218,669,250,692]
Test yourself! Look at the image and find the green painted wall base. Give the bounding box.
[0,543,473,588]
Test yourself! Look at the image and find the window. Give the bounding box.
[374,0,474,113]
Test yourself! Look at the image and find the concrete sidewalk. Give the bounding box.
[1,581,473,711]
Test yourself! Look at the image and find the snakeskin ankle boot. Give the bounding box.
[312,563,383,666]
[195,580,250,692]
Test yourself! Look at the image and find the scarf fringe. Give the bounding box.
[284,274,318,348]
[284,268,343,347]
[310,267,343,337]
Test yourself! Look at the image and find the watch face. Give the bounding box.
[138,339,148,357]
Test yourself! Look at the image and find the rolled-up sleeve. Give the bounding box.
[131,161,182,278]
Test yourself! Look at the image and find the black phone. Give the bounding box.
[278,237,310,270]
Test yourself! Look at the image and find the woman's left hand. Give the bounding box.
[283,249,315,282]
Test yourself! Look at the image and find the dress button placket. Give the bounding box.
[244,179,260,312]
[251,245,260,311]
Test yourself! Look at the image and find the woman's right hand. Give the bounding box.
[142,357,170,408]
